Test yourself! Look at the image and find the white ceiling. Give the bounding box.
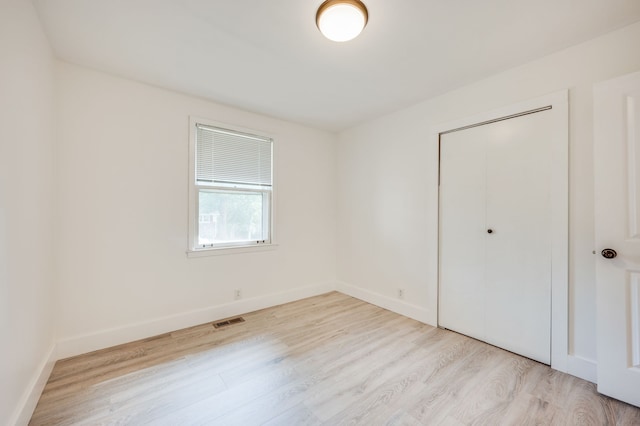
[34,0,640,132]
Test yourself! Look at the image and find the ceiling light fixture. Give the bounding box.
[316,0,368,42]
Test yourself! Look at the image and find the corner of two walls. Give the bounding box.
[1,1,58,424]
[51,56,440,360]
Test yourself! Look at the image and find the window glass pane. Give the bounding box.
[198,190,268,246]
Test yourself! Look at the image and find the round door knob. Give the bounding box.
[487,229,493,234]
[601,249,617,259]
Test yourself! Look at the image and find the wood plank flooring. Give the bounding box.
[30,292,640,425]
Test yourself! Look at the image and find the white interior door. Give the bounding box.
[439,109,553,365]
[594,71,640,408]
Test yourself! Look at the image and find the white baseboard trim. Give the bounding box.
[336,281,435,325]
[11,343,57,426]
[57,281,335,359]
[567,354,597,383]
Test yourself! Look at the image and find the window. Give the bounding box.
[189,118,273,252]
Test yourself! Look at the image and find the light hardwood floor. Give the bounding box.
[30,292,640,425]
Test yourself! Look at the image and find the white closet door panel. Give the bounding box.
[484,111,552,364]
[439,109,553,365]
[439,125,487,341]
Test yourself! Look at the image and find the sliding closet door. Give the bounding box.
[439,110,553,364]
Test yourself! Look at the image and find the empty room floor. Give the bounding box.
[30,292,640,425]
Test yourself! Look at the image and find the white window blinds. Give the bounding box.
[196,124,272,187]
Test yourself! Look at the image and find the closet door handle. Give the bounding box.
[601,248,617,259]
[487,229,494,234]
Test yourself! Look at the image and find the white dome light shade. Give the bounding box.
[316,0,368,42]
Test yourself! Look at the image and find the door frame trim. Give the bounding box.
[428,90,569,372]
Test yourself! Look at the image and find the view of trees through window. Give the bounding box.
[198,190,266,245]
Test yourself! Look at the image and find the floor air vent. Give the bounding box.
[213,317,245,328]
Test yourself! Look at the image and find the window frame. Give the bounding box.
[187,116,276,257]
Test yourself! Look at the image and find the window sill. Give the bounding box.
[186,243,278,258]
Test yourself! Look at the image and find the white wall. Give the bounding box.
[337,22,640,370]
[0,1,56,424]
[54,62,337,357]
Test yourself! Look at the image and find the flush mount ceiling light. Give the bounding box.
[316,0,368,42]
